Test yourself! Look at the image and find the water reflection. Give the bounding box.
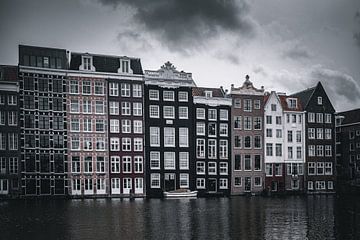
[1,195,360,240]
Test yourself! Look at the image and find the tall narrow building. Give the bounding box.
[192,87,232,196]
[231,75,265,195]
[291,82,336,193]
[0,65,20,197]
[68,52,144,197]
[19,45,68,196]
[144,62,196,197]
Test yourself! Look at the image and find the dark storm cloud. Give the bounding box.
[98,0,254,52]
[282,43,312,60]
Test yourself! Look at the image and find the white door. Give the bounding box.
[123,178,132,194]
[84,179,93,195]
[111,178,120,194]
[135,178,143,194]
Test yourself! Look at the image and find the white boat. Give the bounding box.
[163,189,198,198]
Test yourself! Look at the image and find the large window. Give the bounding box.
[163,91,174,101]
[84,156,93,173]
[121,102,131,115]
[244,99,252,112]
[220,109,228,120]
[95,119,105,132]
[134,138,143,151]
[208,123,216,137]
[150,127,160,146]
[122,156,132,173]
[71,119,80,132]
[219,140,228,158]
[208,162,217,175]
[109,82,118,96]
[133,120,143,134]
[244,155,251,170]
[179,152,189,170]
[111,156,120,173]
[244,116,252,130]
[133,102,142,116]
[121,83,130,97]
[150,152,160,169]
[39,97,49,110]
[134,156,143,173]
[197,108,205,119]
[149,105,159,118]
[149,90,159,100]
[84,137,93,151]
[219,162,228,175]
[254,155,261,171]
[151,174,161,188]
[178,91,188,102]
[179,128,189,147]
[219,124,228,136]
[122,119,131,133]
[69,80,79,94]
[133,84,142,98]
[163,106,175,119]
[196,139,205,158]
[208,139,217,159]
[71,156,80,173]
[122,138,131,151]
[83,99,92,114]
[234,155,241,170]
[164,152,175,169]
[83,81,92,95]
[110,138,120,151]
[208,109,217,121]
[179,174,189,188]
[179,107,188,119]
[96,157,105,173]
[164,127,175,147]
[109,101,119,115]
[95,101,105,114]
[71,136,80,150]
[234,116,242,129]
[196,122,205,136]
[110,119,119,133]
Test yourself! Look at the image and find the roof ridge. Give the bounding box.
[291,85,316,96]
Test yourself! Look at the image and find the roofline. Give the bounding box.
[19,44,67,52]
[70,51,141,61]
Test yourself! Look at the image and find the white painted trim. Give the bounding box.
[193,96,232,106]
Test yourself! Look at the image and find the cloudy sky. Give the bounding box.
[1,0,359,111]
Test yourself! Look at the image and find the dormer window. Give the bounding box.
[205,91,212,98]
[118,58,133,74]
[317,97,323,105]
[80,55,95,71]
[288,98,297,109]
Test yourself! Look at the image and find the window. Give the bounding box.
[254,136,262,149]
[266,116,272,124]
[244,136,251,149]
[266,164,273,176]
[95,119,105,132]
[325,145,332,157]
[254,100,261,110]
[69,80,79,94]
[84,156,93,173]
[317,128,323,139]
[0,133,5,150]
[133,84,142,97]
[205,91,212,98]
[325,114,332,123]
[234,135,242,148]
[219,140,228,158]
[317,96,322,105]
[122,119,131,133]
[0,95,4,105]
[133,120,143,134]
[83,137,92,150]
[109,101,119,115]
[271,104,277,111]
[164,128,175,147]
[254,117,262,130]
[134,157,143,173]
[23,95,35,109]
[244,99,252,111]
[149,90,159,100]
[276,129,282,138]
[308,128,315,139]
[196,139,205,158]
[133,102,142,116]
[297,147,302,159]
[234,155,241,170]
[122,138,131,151]
[254,155,261,171]
[96,157,105,173]
[121,59,130,73]
[234,116,242,129]
[82,56,92,70]
[71,119,80,132]
[39,116,50,129]
[325,162,332,175]
[220,109,228,120]
[325,129,332,139]
[208,123,216,137]
[219,179,228,189]
[179,107,188,119]
[292,114,297,123]
[308,112,315,123]
[317,145,324,156]
[317,162,324,175]
[150,127,160,146]
[197,178,206,189]
[208,109,217,121]
[53,98,63,111]
[149,105,159,118]
[164,152,175,169]
[151,174,161,188]
[266,143,273,156]
[122,156,132,173]
[82,99,92,114]
[121,102,131,115]
[110,119,119,133]
[70,99,79,113]
[8,112,17,126]
[219,124,228,136]
[179,128,189,147]
[179,174,189,188]
[288,131,293,142]
[110,138,120,151]
[197,108,205,119]
[8,157,18,174]
[308,145,315,156]
[296,131,302,142]
[275,116,281,125]
[197,122,205,136]
[110,156,120,173]
[244,116,252,130]
[134,138,143,151]
[266,129,272,138]
[308,181,314,190]
[208,139,217,159]
[208,162,217,175]
[328,181,334,190]
[121,83,131,97]
[39,97,49,110]
[163,106,175,119]
[71,156,80,173]
[95,101,105,114]
[254,177,262,187]
[244,155,251,170]
[197,162,205,174]
[234,98,241,108]
[275,144,282,156]
[179,152,189,170]
[54,116,64,130]
[71,136,80,150]
[8,133,18,150]
[163,91,174,101]
[8,95,17,105]
[178,91,188,102]
[96,138,105,151]
[150,152,160,169]
[288,147,293,159]
[109,82,118,96]
[316,113,323,123]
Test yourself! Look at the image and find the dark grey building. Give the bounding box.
[0,65,20,197]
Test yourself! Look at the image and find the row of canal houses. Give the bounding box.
[0,45,336,198]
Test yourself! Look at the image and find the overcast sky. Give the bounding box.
[1,0,359,111]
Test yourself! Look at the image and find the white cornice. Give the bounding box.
[193,96,232,106]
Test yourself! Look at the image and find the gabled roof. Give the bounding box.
[279,95,303,111]
[192,87,225,97]
[290,83,318,108]
[336,108,360,125]
[69,52,143,75]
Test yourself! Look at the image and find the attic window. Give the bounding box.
[317,97,322,105]
[288,98,297,109]
[83,56,92,70]
[205,91,212,98]
[121,59,130,73]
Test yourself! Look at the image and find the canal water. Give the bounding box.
[0,195,360,240]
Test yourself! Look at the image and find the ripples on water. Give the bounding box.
[0,195,360,240]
